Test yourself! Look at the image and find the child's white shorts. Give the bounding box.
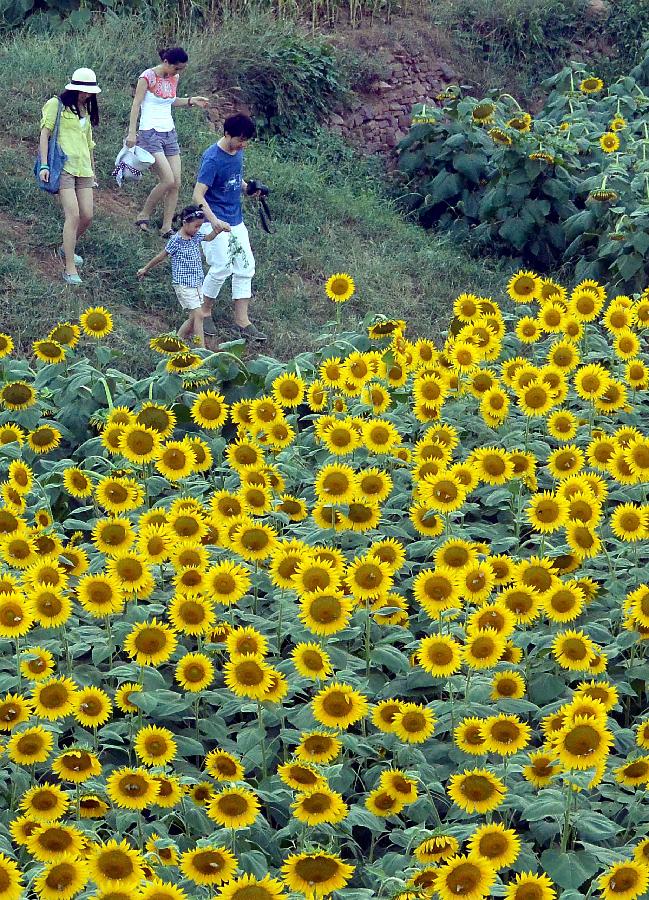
[173,285,203,311]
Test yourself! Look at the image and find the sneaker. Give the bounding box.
[62,272,83,286]
[234,323,268,343]
[58,246,84,267]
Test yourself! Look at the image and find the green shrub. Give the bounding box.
[397,47,649,290]
[198,23,349,134]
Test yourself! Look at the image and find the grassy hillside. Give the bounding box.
[0,14,507,373]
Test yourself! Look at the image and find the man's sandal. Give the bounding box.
[135,219,150,233]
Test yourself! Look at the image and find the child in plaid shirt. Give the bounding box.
[137,204,230,347]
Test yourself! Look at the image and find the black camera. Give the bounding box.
[246,179,270,197]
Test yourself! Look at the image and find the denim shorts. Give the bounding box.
[136,128,180,157]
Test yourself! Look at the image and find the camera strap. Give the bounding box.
[257,196,274,234]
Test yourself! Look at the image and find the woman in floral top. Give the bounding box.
[38,67,101,286]
[126,47,209,239]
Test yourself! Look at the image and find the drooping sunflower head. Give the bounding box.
[580,76,604,94]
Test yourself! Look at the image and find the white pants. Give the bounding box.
[201,222,255,301]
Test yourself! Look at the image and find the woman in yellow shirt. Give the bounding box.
[39,68,101,285]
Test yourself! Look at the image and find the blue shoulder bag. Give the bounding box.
[34,100,67,194]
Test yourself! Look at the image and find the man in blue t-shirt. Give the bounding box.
[193,113,267,343]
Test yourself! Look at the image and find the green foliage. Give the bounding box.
[598,0,649,75]
[435,0,586,66]
[200,25,349,135]
[397,48,649,290]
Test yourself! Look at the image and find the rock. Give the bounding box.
[585,0,609,17]
[438,62,457,80]
[328,113,344,126]
[398,113,411,128]
[377,80,392,91]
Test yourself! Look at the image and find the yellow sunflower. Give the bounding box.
[32,677,77,721]
[176,653,214,692]
[21,783,70,822]
[0,381,36,411]
[205,749,245,782]
[325,272,355,303]
[180,846,238,886]
[51,748,101,783]
[7,725,53,765]
[80,306,113,337]
[134,725,177,766]
[292,642,333,680]
[282,852,354,895]
[106,767,159,810]
[505,872,556,900]
[312,682,368,729]
[296,731,341,764]
[124,619,178,666]
[447,769,506,813]
[598,862,648,900]
[292,786,348,825]
[555,715,613,770]
[436,854,497,900]
[88,840,143,891]
[207,787,260,829]
[392,702,436,743]
[35,856,88,900]
[418,635,462,677]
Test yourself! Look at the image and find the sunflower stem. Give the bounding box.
[14,635,21,691]
[75,783,81,821]
[560,786,572,852]
[364,601,372,678]
[106,616,115,679]
[137,811,145,851]
[257,702,268,780]
[194,696,201,746]
[60,626,72,675]
[623,789,645,840]
[276,590,284,654]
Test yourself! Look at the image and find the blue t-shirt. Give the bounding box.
[197,143,244,227]
[165,231,205,287]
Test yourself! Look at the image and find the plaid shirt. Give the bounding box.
[165,232,205,287]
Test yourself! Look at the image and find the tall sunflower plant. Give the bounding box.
[398,46,649,289]
[2,272,649,900]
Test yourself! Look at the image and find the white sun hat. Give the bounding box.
[65,67,102,94]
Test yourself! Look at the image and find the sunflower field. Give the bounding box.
[398,42,649,288]
[1,269,649,900]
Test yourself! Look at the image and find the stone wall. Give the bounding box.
[326,51,456,155]
[206,49,455,156]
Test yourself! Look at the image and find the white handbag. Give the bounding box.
[112,144,155,186]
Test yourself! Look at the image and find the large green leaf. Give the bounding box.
[540,850,600,889]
